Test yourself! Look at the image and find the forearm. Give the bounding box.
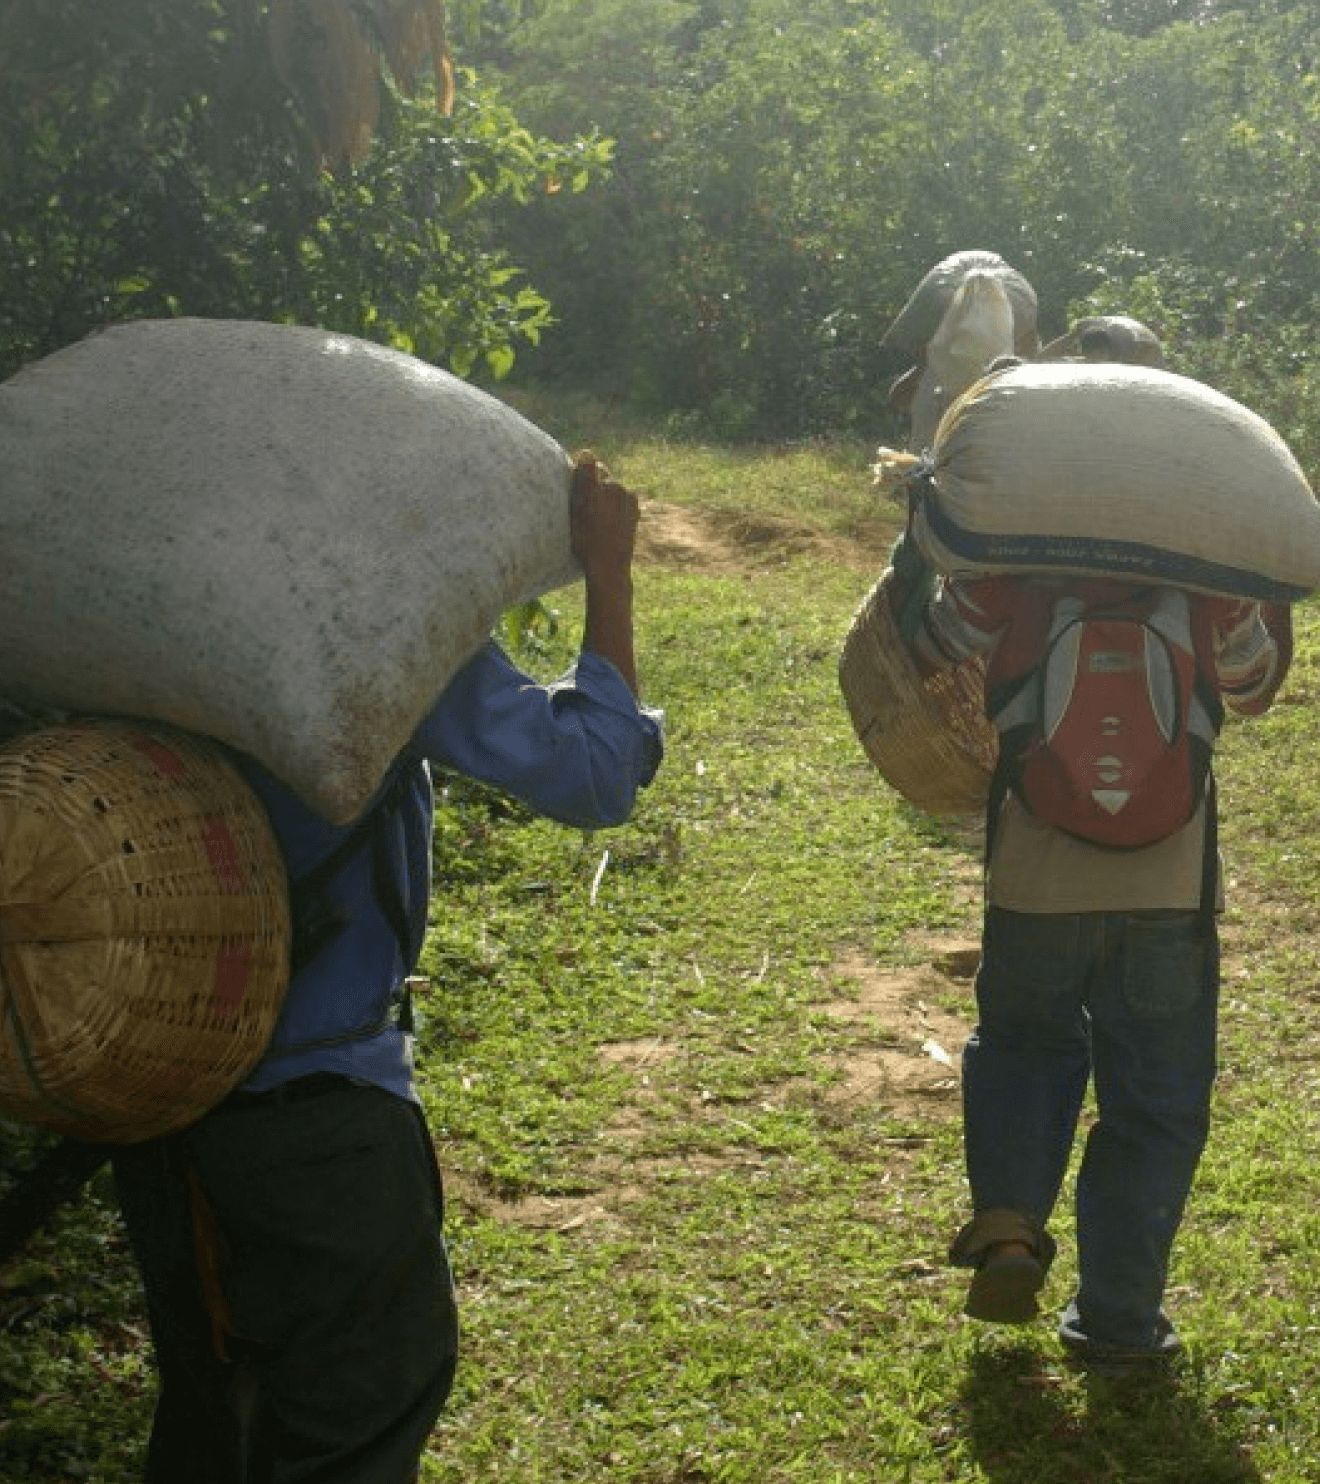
[911,574,1011,676]
[582,570,639,696]
[1215,600,1290,715]
[570,450,643,698]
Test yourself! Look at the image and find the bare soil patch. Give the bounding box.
[636,499,889,575]
[816,946,978,1114]
[468,947,980,1233]
[464,501,983,1232]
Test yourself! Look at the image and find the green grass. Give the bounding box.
[5,397,1320,1481]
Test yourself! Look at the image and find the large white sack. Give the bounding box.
[909,360,1320,602]
[905,270,1018,452]
[0,317,581,823]
[882,250,1039,359]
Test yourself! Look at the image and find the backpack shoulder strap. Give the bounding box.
[288,763,418,977]
[1197,774,1219,939]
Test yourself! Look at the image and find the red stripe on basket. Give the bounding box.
[129,734,188,778]
[201,817,247,894]
[213,943,252,1016]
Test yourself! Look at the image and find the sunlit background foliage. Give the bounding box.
[3,0,1320,450]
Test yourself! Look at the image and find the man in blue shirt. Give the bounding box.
[111,456,664,1483]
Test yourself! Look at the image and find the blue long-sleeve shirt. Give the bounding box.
[233,642,664,1099]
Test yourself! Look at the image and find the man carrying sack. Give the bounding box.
[904,557,1289,1377]
[110,456,664,1482]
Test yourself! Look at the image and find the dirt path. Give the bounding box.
[460,500,980,1233]
[635,498,891,574]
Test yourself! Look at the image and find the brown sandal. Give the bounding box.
[965,1248,1045,1323]
[949,1209,1053,1325]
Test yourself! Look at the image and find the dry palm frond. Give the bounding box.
[0,1,454,168]
[268,0,453,169]
[420,0,456,116]
[269,0,379,166]
[366,0,454,114]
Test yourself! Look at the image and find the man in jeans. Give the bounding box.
[907,569,1290,1375]
[111,455,664,1481]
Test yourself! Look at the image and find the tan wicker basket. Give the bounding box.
[0,721,291,1143]
[839,570,997,817]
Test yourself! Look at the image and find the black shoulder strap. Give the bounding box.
[1197,774,1219,940]
[983,716,1036,882]
[288,765,417,977]
[369,773,427,973]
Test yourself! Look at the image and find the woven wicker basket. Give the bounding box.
[0,721,291,1143]
[839,570,997,817]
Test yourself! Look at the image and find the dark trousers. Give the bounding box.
[112,1077,459,1484]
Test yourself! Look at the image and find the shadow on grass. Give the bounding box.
[957,1341,1262,1484]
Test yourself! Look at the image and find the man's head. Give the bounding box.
[1038,315,1166,368]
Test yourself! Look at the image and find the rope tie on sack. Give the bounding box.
[872,450,939,532]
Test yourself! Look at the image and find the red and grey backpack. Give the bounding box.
[984,578,1225,850]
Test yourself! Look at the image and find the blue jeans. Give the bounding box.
[962,906,1219,1353]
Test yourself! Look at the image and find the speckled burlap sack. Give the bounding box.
[0,318,581,823]
[909,360,1320,602]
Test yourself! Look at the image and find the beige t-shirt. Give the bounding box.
[987,794,1218,913]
